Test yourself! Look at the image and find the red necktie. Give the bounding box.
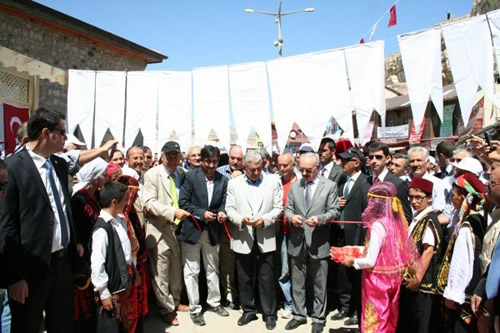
[374,177,380,184]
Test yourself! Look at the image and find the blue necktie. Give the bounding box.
[45,160,69,248]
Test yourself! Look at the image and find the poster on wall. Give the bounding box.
[2,103,29,155]
[409,117,426,144]
[439,104,455,137]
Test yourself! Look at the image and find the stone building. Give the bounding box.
[0,0,166,114]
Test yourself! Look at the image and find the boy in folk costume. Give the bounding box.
[90,181,134,333]
[397,178,444,333]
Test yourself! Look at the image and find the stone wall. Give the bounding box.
[0,10,147,114]
[471,0,500,15]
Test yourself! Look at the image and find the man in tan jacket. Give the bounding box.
[143,141,190,326]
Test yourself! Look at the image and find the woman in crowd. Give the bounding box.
[343,181,419,333]
[438,172,487,333]
[71,157,109,333]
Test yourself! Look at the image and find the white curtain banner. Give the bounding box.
[377,124,409,138]
[345,41,386,145]
[398,28,443,133]
[303,50,352,148]
[442,15,495,125]
[94,71,126,147]
[157,71,193,153]
[67,70,95,145]
[267,54,311,150]
[125,71,158,151]
[487,9,500,108]
[229,62,272,151]
[192,66,231,148]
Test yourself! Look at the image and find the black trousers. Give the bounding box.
[96,308,126,333]
[235,242,277,318]
[397,289,435,333]
[9,251,74,333]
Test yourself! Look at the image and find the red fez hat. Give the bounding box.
[409,177,433,195]
[335,139,353,161]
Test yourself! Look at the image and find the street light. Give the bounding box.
[244,0,314,58]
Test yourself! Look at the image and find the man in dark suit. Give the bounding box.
[0,108,83,333]
[318,136,347,187]
[177,145,229,326]
[367,142,412,222]
[331,148,370,327]
[285,152,339,333]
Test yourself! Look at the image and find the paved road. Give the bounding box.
[144,305,359,333]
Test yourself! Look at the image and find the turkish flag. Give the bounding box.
[3,104,29,154]
[360,38,365,44]
[388,5,397,27]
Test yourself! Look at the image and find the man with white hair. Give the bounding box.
[408,146,452,224]
[225,150,283,330]
[185,145,202,170]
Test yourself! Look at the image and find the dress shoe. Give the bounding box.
[285,318,307,330]
[311,322,324,333]
[225,300,241,310]
[265,316,277,330]
[175,303,189,312]
[237,313,258,326]
[330,309,348,321]
[208,305,229,317]
[190,312,206,326]
[344,314,359,326]
[161,312,179,326]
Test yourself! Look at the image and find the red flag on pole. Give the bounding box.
[3,104,29,154]
[388,5,397,27]
[360,38,365,44]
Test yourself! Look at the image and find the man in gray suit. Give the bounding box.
[285,152,339,333]
[225,150,283,330]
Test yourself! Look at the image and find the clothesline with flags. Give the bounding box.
[360,0,400,44]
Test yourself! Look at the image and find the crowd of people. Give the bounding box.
[0,107,499,333]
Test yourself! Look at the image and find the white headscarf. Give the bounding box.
[72,157,108,196]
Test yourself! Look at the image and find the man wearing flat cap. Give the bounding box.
[330,148,370,327]
[397,177,443,333]
[143,141,191,326]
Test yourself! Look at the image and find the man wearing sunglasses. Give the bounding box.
[367,142,412,222]
[0,108,83,333]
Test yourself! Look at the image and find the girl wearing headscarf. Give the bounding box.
[342,181,419,333]
[438,173,487,333]
[71,157,109,333]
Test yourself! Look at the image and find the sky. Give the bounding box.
[35,0,473,71]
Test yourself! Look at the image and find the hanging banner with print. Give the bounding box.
[3,103,29,154]
[440,104,455,137]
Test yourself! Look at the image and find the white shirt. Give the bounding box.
[373,168,389,183]
[320,162,334,179]
[409,206,436,247]
[353,221,386,270]
[304,175,320,202]
[443,226,475,304]
[28,150,71,253]
[422,172,450,215]
[206,176,214,206]
[91,210,133,300]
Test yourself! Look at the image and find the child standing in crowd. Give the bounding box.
[90,181,134,333]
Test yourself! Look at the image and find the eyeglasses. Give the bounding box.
[409,194,428,202]
[299,167,315,174]
[450,158,462,163]
[0,182,8,191]
[368,154,384,160]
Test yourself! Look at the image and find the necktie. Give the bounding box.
[169,173,180,224]
[305,182,312,210]
[44,160,69,248]
[320,167,327,177]
[374,176,380,184]
[343,177,352,198]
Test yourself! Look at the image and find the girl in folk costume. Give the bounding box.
[342,181,420,333]
[397,177,444,333]
[115,174,149,333]
[438,173,488,333]
[71,157,109,333]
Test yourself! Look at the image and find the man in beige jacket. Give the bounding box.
[143,141,190,326]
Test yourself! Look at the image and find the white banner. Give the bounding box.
[229,62,272,151]
[94,71,126,147]
[398,28,443,134]
[67,70,95,145]
[442,15,495,125]
[487,9,500,108]
[125,71,158,151]
[192,66,231,148]
[157,71,192,153]
[377,124,409,138]
[344,41,386,145]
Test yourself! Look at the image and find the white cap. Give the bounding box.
[456,156,483,177]
[65,134,87,149]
